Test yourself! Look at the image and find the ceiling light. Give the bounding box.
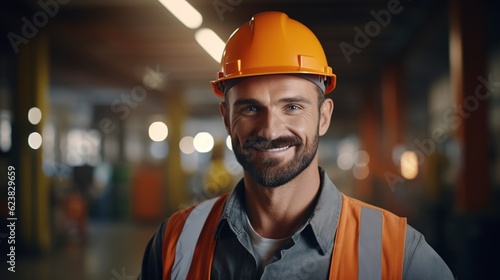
[195,28,225,63]
[158,0,203,29]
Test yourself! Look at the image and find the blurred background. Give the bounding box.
[0,0,499,279]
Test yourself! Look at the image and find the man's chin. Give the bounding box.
[246,163,302,188]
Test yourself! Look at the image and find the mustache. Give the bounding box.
[243,136,302,150]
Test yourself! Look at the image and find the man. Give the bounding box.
[139,11,454,279]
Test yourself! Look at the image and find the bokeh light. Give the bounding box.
[193,132,214,153]
[401,151,418,179]
[28,107,42,125]
[226,135,232,150]
[353,150,370,166]
[179,136,195,154]
[148,121,168,142]
[28,132,42,150]
[337,153,354,170]
[353,165,369,180]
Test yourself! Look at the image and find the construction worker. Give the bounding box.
[139,11,454,279]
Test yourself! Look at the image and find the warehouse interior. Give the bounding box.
[1,0,499,278]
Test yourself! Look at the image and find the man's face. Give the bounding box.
[220,75,333,188]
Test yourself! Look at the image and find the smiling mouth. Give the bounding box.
[244,136,301,153]
[258,146,290,152]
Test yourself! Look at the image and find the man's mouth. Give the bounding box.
[258,146,290,152]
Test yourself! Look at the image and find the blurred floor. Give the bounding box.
[14,222,157,280]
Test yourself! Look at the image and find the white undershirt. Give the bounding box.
[244,214,290,274]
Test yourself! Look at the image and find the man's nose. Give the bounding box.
[256,110,283,140]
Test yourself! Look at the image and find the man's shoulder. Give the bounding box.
[340,193,406,219]
[402,224,455,279]
[167,194,230,225]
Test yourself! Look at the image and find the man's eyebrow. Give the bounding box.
[232,96,312,107]
[279,96,312,105]
[232,98,261,107]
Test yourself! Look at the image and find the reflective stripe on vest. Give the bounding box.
[171,197,219,279]
[330,194,406,279]
[162,194,228,280]
[359,207,383,279]
[162,193,406,280]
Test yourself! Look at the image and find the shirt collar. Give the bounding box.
[215,167,343,255]
[307,168,343,254]
[216,178,248,239]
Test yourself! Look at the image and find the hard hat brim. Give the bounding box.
[211,71,337,97]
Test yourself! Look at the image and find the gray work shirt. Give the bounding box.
[139,168,454,279]
[210,168,454,279]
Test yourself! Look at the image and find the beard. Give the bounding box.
[232,134,319,188]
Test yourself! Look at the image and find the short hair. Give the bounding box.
[315,85,325,108]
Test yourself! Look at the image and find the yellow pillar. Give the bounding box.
[164,86,188,214]
[16,32,51,252]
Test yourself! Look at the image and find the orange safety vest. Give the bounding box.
[161,193,406,280]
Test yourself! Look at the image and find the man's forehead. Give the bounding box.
[225,74,324,95]
[226,75,318,100]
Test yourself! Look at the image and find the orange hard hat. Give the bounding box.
[210,11,337,97]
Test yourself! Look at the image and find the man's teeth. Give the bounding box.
[263,146,289,152]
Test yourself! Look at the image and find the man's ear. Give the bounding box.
[319,98,334,136]
[219,101,230,134]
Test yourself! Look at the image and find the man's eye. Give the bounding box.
[287,105,301,110]
[242,106,258,112]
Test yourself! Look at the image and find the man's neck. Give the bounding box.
[243,165,321,239]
